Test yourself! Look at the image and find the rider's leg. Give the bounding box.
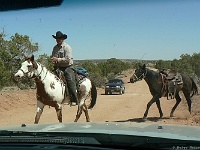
[64,67,78,106]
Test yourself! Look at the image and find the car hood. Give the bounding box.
[1,122,200,149]
[1,122,200,141]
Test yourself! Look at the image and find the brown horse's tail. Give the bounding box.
[88,80,97,109]
[190,77,198,97]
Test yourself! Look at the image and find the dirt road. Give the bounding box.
[0,70,199,127]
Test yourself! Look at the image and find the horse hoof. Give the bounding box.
[142,117,147,122]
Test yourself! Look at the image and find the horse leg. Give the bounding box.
[74,93,89,122]
[74,107,83,122]
[74,105,83,122]
[83,104,90,122]
[170,93,181,117]
[183,90,192,114]
[143,95,158,121]
[34,101,45,124]
[55,104,62,123]
[156,99,163,119]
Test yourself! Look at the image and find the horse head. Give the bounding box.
[14,54,38,79]
[130,64,147,83]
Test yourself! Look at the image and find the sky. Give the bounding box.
[1,0,200,60]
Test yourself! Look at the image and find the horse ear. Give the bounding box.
[30,54,34,62]
[30,54,38,69]
[142,64,146,69]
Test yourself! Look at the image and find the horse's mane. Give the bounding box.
[146,67,159,75]
[144,67,162,81]
[35,61,64,83]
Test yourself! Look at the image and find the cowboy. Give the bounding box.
[51,31,78,106]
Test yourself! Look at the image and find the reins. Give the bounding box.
[34,62,65,95]
[34,63,48,82]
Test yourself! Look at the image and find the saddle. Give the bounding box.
[54,68,87,95]
[160,70,183,100]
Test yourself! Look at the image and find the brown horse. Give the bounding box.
[130,64,198,121]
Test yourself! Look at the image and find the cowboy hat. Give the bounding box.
[52,31,67,39]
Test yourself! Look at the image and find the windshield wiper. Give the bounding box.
[0,130,52,137]
[0,130,101,146]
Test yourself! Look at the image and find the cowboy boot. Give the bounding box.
[67,81,79,106]
[64,68,79,106]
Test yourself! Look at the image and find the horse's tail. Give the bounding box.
[88,81,97,109]
[190,77,198,97]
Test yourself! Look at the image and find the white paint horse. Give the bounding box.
[14,55,97,124]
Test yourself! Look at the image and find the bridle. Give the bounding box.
[20,61,47,82]
[19,65,35,79]
[133,68,147,81]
